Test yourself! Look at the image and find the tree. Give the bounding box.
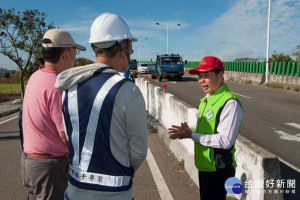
[0,8,53,99]
[4,72,10,78]
[75,57,94,67]
[234,57,259,62]
[292,45,300,62]
[269,52,292,62]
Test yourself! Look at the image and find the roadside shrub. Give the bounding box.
[0,92,21,103]
[179,159,185,169]
[0,76,19,84]
[285,86,291,90]
[244,80,252,84]
[293,86,300,92]
[265,83,284,89]
[228,77,234,81]
[4,72,10,78]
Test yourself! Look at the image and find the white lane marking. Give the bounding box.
[146,148,174,200]
[274,130,300,142]
[286,123,300,130]
[273,124,300,172]
[232,92,250,99]
[273,123,300,142]
[0,115,19,125]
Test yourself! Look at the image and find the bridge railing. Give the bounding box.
[184,61,300,77]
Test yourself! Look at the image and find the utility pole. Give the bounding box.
[156,23,181,54]
[265,0,271,84]
[138,36,148,65]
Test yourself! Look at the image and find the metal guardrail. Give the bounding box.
[183,61,300,77]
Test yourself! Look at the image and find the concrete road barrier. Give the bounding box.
[136,77,283,200]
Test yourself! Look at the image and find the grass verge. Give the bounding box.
[0,83,20,93]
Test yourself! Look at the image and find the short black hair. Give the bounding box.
[213,68,222,74]
[42,47,68,64]
[91,42,121,58]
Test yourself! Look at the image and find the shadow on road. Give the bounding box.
[159,77,197,82]
[0,135,20,141]
[181,77,198,82]
[280,162,300,200]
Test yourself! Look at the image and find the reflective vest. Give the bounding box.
[62,67,134,192]
[194,84,242,172]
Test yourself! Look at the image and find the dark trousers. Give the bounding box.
[21,153,69,200]
[198,167,235,200]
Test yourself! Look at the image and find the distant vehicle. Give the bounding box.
[151,54,184,81]
[120,69,137,83]
[129,59,137,70]
[138,63,151,74]
[149,64,157,79]
[129,69,138,81]
[148,64,156,72]
[127,59,138,81]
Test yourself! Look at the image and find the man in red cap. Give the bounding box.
[168,56,243,200]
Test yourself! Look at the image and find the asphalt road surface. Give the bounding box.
[140,74,300,170]
[0,113,200,200]
[138,73,300,200]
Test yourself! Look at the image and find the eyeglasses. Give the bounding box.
[75,47,80,55]
[72,47,80,55]
[126,49,134,55]
[119,40,134,55]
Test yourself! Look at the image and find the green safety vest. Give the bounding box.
[193,84,242,172]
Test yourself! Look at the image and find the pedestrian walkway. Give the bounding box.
[0,111,200,200]
[0,102,239,200]
[0,101,21,117]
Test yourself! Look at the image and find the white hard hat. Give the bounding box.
[89,13,137,48]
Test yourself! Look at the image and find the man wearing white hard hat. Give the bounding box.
[22,28,85,200]
[55,13,148,200]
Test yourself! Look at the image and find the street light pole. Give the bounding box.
[166,24,169,54]
[139,36,141,65]
[265,0,271,84]
[156,23,180,54]
[138,36,148,65]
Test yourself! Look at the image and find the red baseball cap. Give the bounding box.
[189,56,224,75]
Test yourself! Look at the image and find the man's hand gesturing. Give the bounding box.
[168,122,192,140]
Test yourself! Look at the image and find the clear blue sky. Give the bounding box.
[1,0,300,70]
